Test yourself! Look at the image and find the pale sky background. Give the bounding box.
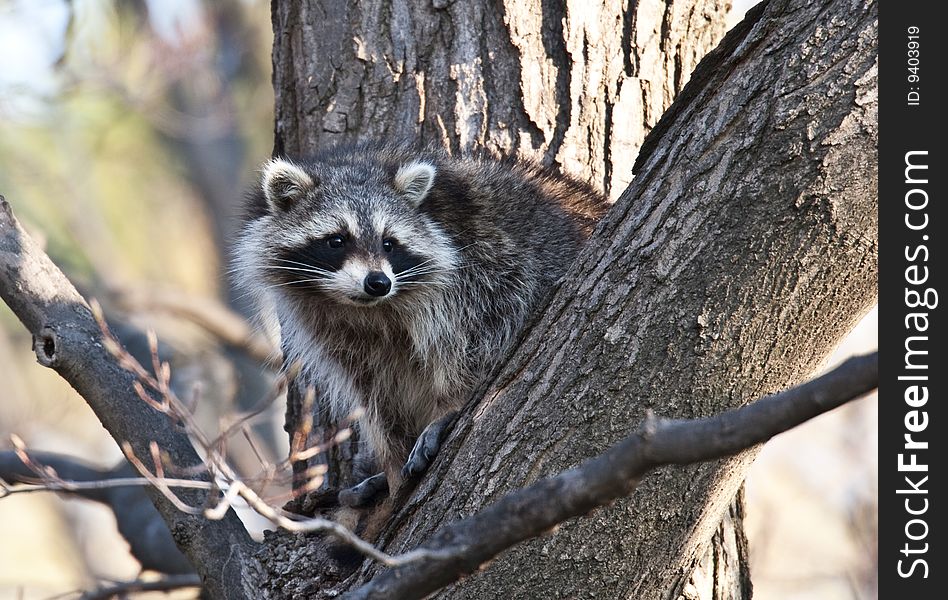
[0,0,203,117]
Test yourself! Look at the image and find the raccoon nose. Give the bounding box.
[364,272,392,297]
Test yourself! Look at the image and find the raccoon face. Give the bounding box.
[258,158,456,308]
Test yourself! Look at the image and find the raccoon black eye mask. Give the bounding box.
[234,143,608,506]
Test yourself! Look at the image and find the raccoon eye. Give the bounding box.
[327,235,346,249]
[382,239,395,253]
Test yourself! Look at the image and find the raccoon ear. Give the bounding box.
[394,161,436,207]
[262,158,316,212]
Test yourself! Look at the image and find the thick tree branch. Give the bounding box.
[0,196,255,597]
[335,1,877,597]
[344,352,877,600]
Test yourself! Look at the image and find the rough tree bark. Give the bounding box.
[260,0,877,598]
[271,12,744,591]
[270,0,731,195]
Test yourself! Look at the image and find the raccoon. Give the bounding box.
[234,144,608,505]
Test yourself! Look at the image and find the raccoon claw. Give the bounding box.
[402,433,438,479]
[338,472,389,507]
[402,411,458,480]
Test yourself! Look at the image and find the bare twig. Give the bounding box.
[344,352,878,600]
[1,439,435,569]
[0,444,213,499]
[78,574,203,600]
[0,477,211,497]
[219,478,453,568]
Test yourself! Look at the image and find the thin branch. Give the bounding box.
[121,442,205,515]
[209,375,287,454]
[1,443,432,570]
[0,449,195,575]
[78,574,202,600]
[344,352,878,600]
[221,478,453,568]
[0,477,210,497]
[0,457,213,499]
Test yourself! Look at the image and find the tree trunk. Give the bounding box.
[262,0,877,598]
[270,0,730,196]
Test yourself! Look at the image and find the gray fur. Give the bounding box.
[233,144,608,487]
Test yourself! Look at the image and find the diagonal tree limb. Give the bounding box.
[0,196,255,597]
[344,352,877,600]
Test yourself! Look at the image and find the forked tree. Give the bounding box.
[0,0,877,598]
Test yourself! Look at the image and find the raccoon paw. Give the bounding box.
[338,472,389,507]
[402,411,458,479]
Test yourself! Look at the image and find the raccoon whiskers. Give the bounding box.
[395,267,456,281]
[267,264,335,278]
[271,258,336,274]
[394,258,454,278]
[396,280,450,288]
[262,277,331,291]
[394,259,480,280]
[395,282,451,293]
